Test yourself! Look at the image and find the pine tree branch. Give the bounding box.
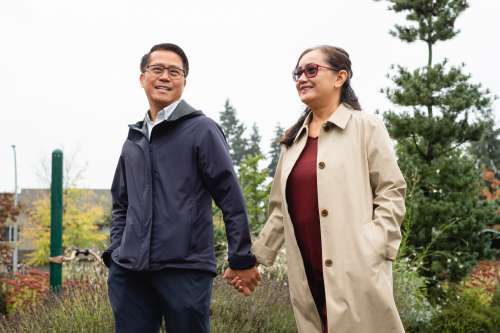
[411,132,428,161]
[441,141,467,157]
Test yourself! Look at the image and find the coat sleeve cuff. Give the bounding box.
[252,242,278,266]
[228,254,257,270]
[385,245,399,261]
[101,250,113,268]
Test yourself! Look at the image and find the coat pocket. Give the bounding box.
[361,221,386,262]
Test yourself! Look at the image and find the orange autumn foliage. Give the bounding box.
[481,169,500,202]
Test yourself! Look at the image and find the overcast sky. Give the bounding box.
[1,0,499,192]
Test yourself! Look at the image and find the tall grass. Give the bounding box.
[211,277,296,333]
[0,278,113,333]
[0,267,296,333]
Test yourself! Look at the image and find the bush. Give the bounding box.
[0,278,112,333]
[0,279,7,316]
[427,287,500,333]
[0,269,50,314]
[464,260,500,296]
[393,259,438,332]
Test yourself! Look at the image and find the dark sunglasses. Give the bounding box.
[292,63,336,82]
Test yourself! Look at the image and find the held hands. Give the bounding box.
[223,266,261,296]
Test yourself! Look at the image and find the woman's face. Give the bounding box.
[295,49,344,108]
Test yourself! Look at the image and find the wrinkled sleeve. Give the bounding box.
[102,154,128,267]
[252,147,286,266]
[367,118,406,261]
[197,120,256,270]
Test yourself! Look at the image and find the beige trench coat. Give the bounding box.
[253,103,406,333]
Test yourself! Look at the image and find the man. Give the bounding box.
[103,43,260,333]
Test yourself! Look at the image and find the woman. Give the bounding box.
[226,45,406,333]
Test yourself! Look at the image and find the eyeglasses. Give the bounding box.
[292,63,336,82]
[145,64,185,79]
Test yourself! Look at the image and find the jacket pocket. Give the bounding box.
[116,207,141,265]
[150,203,195,263]
[188,202,209,255]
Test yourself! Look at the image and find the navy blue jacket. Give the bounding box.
[103,100,256,274]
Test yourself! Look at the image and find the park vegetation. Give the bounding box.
[1,1,499,331]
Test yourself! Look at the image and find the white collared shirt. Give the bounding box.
[144,99,181,140]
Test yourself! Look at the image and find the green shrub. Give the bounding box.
[427,288,500,333]
[393,259,438,332]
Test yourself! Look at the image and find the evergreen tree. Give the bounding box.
[377,0,496,283]
[468,118,500,225]
[268,124,284,177]
[238,154,271,236]
[468,117,500,174]
[246,123,262,157]
[219,99,248,166]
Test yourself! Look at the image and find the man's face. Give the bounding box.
[140,50,186,111]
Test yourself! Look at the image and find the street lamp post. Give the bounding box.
[11,145,19,273]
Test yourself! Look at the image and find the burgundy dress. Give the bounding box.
[286,136,327,333]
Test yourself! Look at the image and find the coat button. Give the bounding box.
[318,161,325,169]
[323,124,331,132]
[321,209,328,217]
[325,259,333,267]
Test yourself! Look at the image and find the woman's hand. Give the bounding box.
[223,266,261,296]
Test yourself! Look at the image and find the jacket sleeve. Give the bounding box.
[252,147,286,266]
[366,118,407,261]
[102,155,128,267]
[197,119,256,270]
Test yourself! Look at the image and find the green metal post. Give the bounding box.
[50,149,63,291]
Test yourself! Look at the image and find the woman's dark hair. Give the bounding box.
[140,43,189,77]
[281,45,361,147]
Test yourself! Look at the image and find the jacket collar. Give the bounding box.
[293,103,354,144]
[144,99,182,128]
[128,100,200,133]
[327,103,354,130]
